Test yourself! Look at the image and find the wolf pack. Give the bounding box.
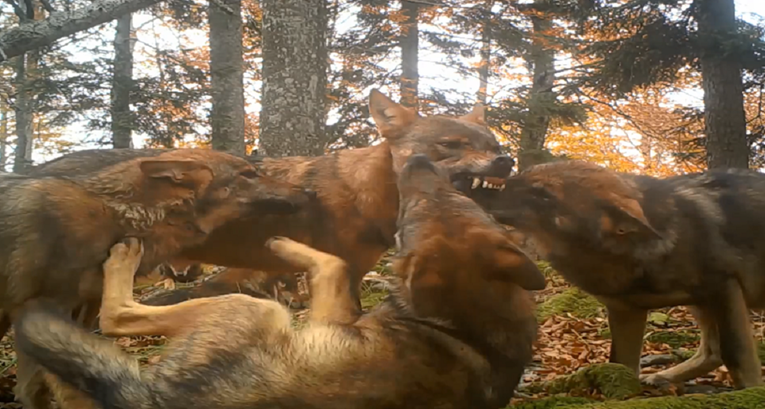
[0,90,763,409]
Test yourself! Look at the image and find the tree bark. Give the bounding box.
[696,0,749,169]
[476,0,493,105]
[400,1,419,111]
[111,13,134,149]
[13,53,34,173]
[209,0,246,156]
[260,0,328,156]
[518,1,555,171]
[0,98,7,169]
[0,0,164,63]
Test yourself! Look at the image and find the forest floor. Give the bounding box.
[0,255,762,408]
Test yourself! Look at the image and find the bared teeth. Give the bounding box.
[469,175,507,191]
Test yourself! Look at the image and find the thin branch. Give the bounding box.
[3,0,26,19]
[22,0,33,19]
[0,0,165,63]
[39,0,55,13]
[209,0,234,16]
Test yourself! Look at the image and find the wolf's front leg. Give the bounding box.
[267,237,360,325]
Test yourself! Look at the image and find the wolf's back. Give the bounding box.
[14,303,156,409]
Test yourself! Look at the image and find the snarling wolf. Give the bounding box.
[15,154,543,409]
[458,160,765,389]
[1,148,313,408]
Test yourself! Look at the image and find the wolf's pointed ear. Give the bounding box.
[484,240,546,291]
[460,104,485,125]
[369,89,419,138]
[601,196,661,239]
[139,159,213,188]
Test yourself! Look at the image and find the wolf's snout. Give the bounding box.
[489,155,515,176]
[405,154,437,172]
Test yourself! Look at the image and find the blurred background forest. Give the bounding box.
[1,0,764,175]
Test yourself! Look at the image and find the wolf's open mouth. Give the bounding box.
[460,175,506,191]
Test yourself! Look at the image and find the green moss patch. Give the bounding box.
[537,288,605,321]
[521,363,641,400]
[511,386,765,408]
[645,330,700,349]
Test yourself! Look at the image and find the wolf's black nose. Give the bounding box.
[492,155,515,167]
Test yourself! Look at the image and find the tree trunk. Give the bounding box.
[209,0,245,156]
[260,0,328,156]
[0,0,164,63]
[476,0,493,105]
[696,0,749,169]
[13,53,34,173]
[399,1,419,111]
[111,13,134,149]
[518,2,555,171]
[0,98,7,169]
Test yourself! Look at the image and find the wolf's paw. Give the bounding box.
[640,373,674,390]
[155,277,176,291]
[104,237,144,276]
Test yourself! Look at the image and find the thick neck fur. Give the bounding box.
[68,171,194,234]
[382,275,535,364]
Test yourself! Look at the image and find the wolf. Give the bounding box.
[0,148,314,408]
[457,160,765,389]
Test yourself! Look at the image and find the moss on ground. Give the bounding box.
[521,363,641,400]
[645,330,700,349]
[536,261,558,278]
[361,289,388,310]
[512,397,597,409]
[536,288,604,321]
[511,386,765,408]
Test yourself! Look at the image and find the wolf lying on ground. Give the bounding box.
[458,161,765,389]
[0,149,314,408]
[15,154,544,409]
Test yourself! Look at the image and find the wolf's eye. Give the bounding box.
[438,141,463,149]
[240,169,260,179]
[184,222,202,233]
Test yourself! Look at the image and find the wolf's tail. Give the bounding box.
[14,302,155,409]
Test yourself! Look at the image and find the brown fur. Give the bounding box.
[149,90,514,305]
[32,91,513,310]
[458,160,765,389]
[0,149,313,408]
[16,154,542,409]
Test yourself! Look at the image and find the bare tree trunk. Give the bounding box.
[111,13,134,149]
[518,1,555,171]
[13,53,34,173]
[209,0,245,156]
[400,1,419,111]
[0,98,7,169]
[696,0,749,169]
[260,0,328,156]
[476,0,493,105]
[0,0,164,63]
